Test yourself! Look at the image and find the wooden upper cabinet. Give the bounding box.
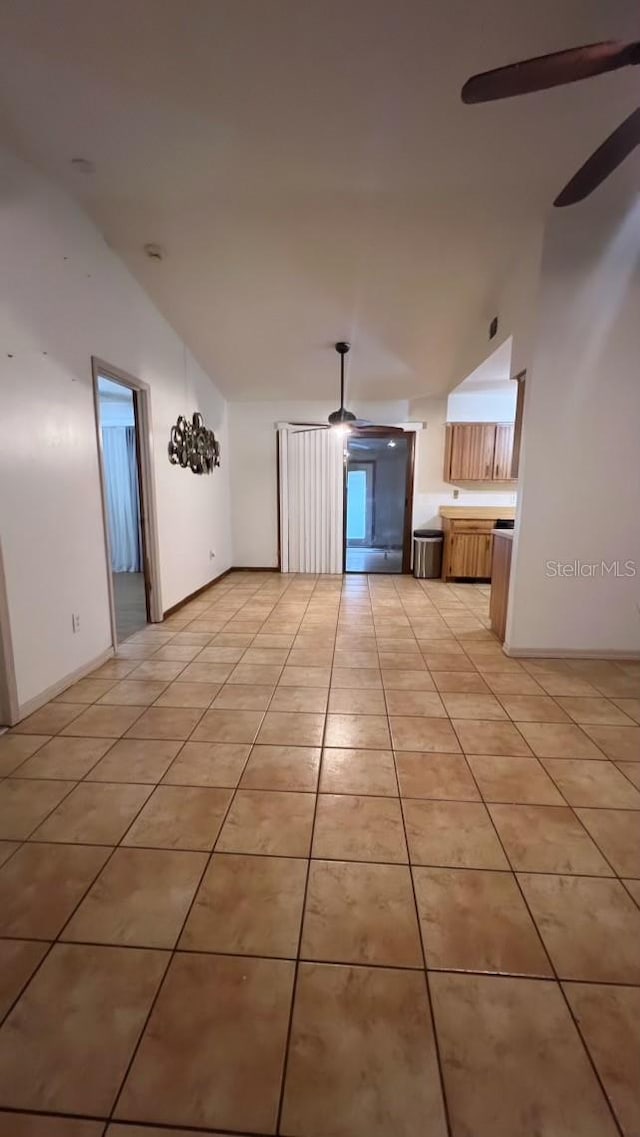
[445,424,495,481]
[444,422,515,483]
[493,423,514,480]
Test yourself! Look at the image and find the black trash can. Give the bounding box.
[413,529,443,579]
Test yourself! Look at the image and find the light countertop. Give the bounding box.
[439,506,516,520]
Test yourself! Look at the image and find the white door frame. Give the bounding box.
[91,357,163,647]
[0,538,19,726]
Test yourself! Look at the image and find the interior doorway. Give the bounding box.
[344,429,414,573]
[92,359,162,645]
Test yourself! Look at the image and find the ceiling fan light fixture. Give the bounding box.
[285,342,371,435]
[328,406,356,425]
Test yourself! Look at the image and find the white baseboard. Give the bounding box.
[504,644,640,661]
[15,647,115,723]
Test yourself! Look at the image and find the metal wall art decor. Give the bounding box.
[168,413,220,474]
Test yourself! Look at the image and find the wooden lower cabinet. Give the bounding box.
[441,518,494,581]
[445,532,493,580]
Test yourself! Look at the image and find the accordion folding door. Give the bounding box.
[278,425,344,574]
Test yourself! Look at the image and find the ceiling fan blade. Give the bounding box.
[554,106,640,206]
[462,40,640,103]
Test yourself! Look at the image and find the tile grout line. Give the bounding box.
[101,572,318,1126]
[3,843,636,876]
[0,1099,269,1136]
[104,574,304,1126]
[4,926,640,991]
[273,586,335,1136]
[0,665,197,1038]
[389,586,454,1137]
[0,765,162,1034]
[471,754,626,1137]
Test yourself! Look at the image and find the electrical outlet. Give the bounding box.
[453,488,460,500]
[72,613,80,633]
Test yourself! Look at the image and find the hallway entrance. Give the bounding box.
[93,360,162,645]
[96,376,148,641]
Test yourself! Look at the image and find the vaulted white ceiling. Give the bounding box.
[454,338,513,394]
[2,0,638,400]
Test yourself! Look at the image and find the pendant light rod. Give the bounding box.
[335,341,350,412]
[328,341,355,426]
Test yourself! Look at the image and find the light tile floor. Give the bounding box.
[345,547,403,573]
[0,571,638,1137]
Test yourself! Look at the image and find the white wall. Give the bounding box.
[409,396,517,531]
[410,340,518,531]
[0,148,232,708]
[507,198,640,655]
[446,337,516,422]
[229,399,409,567]
[450,227,543,391]
[446,385,517,423]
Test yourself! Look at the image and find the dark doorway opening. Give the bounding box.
[96,376,149,641]
[344,429,414,573]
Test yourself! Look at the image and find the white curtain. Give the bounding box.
[278,426,344,573]
[102,426,142,572]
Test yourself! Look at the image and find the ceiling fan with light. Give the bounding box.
[461,40,640,206]
[292,342,372,433]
